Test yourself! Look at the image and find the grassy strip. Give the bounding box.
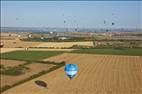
[70,48,142,56]
[1,51,64,61]
[0,61,65,93]
[32,60,65,65]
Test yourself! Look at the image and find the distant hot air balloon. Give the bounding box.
[64,64,78,79]
[75,28,77,32]
[112,22,115,26]
[62,13,64,17]
[104,20,106,24]
[16,17,19,21]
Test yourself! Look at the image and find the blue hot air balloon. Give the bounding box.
[64,64,78,79]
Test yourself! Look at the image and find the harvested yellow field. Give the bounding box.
[34,41,93,48]
[1,40,42,48]
[2,53,142,94]
[1,39,93,48]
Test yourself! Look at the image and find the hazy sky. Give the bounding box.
[1,1,142,29]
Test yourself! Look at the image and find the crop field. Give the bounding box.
[0,50,66,92]
[1,39,93,48]
[0,48,75,54]
[0,48,23,54]
[0,59,65,92]
[2,53,142,94]
[1,51,64,61]
[71,48,142,56]
[1,40,41,48]
[34,41,93,48]
[0,60,26,67]
[1,61,54,87]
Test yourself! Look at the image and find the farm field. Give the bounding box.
[1,39,93,48]
[1,61,54,88]
[0,59,26,67]
[1,40,41,48]
[2,53,142,94]
[0,48,23,54]
[71,48,142,56]
[35,41,93,48]
[0,48,75,54]
[0,50,66,92]
[1,51,64,61]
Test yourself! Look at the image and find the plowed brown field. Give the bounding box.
[2,53,142,94]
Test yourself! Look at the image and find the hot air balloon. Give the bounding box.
[104,20,106,24]
[16,17,19,21]
[112,22,115,26]
[64,64,78,79]
[64,20,66,23]
[75,28,77,32]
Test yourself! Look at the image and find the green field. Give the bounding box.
[71,48,142,56]
[1,51,64,61]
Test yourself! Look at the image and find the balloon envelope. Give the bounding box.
[112,22,115,25]
[64,64,78,79]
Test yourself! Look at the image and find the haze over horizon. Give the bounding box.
[1,1,142,29]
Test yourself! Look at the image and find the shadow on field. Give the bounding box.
[35,80,48,89]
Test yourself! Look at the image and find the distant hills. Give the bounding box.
[1,27,142,32]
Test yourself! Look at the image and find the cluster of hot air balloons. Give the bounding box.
[104,20,115,26]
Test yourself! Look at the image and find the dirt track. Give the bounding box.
[2,53,142,94]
